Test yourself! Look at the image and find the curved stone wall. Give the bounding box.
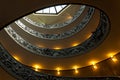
[23,5,86,29]
[15,7,94,40]
[0,44,118,80]
[4,12,110,58]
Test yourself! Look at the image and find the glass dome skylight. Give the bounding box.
[35,5,68,14]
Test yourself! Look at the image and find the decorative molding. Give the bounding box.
[23,5,86,29]
[15,7,94,40]
[4,12,110,58]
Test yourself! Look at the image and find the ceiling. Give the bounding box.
[0,5,106,70]
[0,0,120,79]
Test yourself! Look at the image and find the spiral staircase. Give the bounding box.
[0,0,120,80]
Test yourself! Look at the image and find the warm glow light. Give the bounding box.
[56,67,61,71]
[72,43,79,47]
[90,61,97,65]
[111,56,118,62]
[73,65,79,69]
[90,61,98,70]
[75,69,79,74]
[57,71,60,75]
[35,68,38,71]
[93,65,98,69]
[13,56,20,61]
[107,52,117,58]
[107,52,118,62]
[56,67,61,75]
[33,64,41,71]
[73,65,79,74]
[54,47,61,50]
